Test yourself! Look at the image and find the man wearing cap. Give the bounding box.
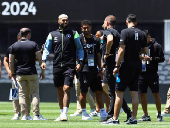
[41,14,84,121]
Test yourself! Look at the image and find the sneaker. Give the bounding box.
[124,112,132,122]
[82,113,93,120]
[126,118,137,125]
[54,114,61,121]
[21,115,33,120]
[101,118,119,125]
[156,112,170,117]
[100,113,108,121]
[70,111,82,116]
[33,114,47,120]
[61,113,68,121]
[98,115,112,122]
[138,114,151,121]
[89,110,100,117]
[27,115,33,120]
[11,114,20,120]
[157,114,163,122]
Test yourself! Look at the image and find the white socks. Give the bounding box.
[63,107,68,114]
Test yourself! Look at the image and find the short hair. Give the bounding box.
[126,14,137,23]
[81,20,91,26]
[143,29,150,36]
[58,14,68,19]
[20,28,31,37]
[98,30,103,36]
[17,32,21,40]
[105,15,116,26]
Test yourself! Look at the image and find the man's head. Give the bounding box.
[17,31,21,41]
[126,14,137,27]
[95,30,103,42]
[102,15,116,29]
[143,29,151,43]
[58,14,68,29]
[20,28,31,40]
[81,20,92,36]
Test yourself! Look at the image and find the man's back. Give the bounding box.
[11,38,39,75]
[120,27,147,68]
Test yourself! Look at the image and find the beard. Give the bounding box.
[60,23,68,29]
[102,24,107,30]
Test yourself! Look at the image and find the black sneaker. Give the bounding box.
[101,118,119,125]
[98,115,112,122]
[157,114,163,122]
[124,112,132,122]
[126,118,137,125]
[138,114,151,121]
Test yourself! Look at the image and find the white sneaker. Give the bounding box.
[156,112,170,117]
[54,114,61,121]
[70,111,82,116]
[89,110,100,117]
[27,115,33,120]
[61,113,68,121]
[11,114,20,120]
[33,114,47,120]
[82,113,93,120]
[21,115,33,120]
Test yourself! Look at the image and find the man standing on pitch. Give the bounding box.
[41,14,84,121]
[103,14,148,125]
[78,20,107,120]
[9,28,46,120]
[138,30,164,122]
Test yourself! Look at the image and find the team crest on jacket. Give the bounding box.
[66,34,71,38]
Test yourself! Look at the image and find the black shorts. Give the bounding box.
[102,73,108,84]
[138,73,159,93]
[53,67,75,87]
[79,72,103,93]
[115,63,141,92]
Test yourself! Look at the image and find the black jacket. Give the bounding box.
[141,38,165,74]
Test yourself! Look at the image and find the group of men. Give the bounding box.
[1,13,169,125]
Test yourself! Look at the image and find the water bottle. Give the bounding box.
[115,73,120,83]
[142,60,146,72]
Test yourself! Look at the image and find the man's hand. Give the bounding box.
[40,71,45,80]
[144,55,151,61]
[8,70,12,79]
[104,54,113,62]
[75,64,81,72]
[113,67,119,76]
[41,62,46,70]
[97,71,103,80]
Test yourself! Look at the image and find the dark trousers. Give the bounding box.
[105,65,131,117]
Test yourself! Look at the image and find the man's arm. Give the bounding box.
[74,31,84,61]
[9,54,15,75]
[105,34,113,54]
[141,47,149,55]
[152,44,165,63]
[3,57,12,79]
[42,33,52,61]
[36,51,45,80]
[115,44,126,67]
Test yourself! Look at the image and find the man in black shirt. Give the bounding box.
[9,28,46,120]
[100,15,132,123]
[138,30,164,122]
[79,20,107,120]
[41,14,84,121]
[104,14,148,125]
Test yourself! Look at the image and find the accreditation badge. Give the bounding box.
[87,54,94,66]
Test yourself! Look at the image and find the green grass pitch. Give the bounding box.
[0,102,170,128]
